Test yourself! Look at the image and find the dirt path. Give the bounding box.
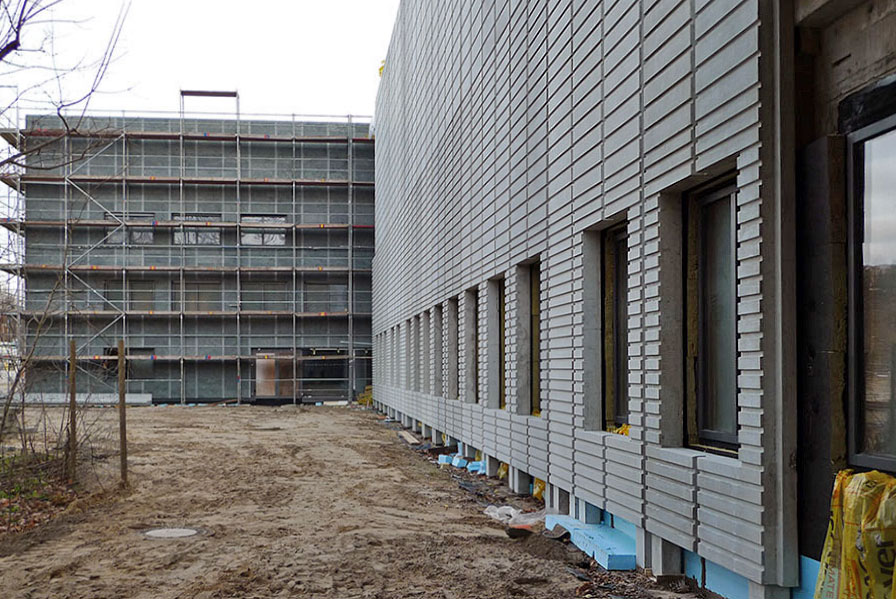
[0,406,583,598]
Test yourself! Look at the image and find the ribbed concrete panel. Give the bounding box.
[373,0,796,589]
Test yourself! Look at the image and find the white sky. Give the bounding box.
[11,0,401,119]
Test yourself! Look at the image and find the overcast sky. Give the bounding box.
[11,0,401,119]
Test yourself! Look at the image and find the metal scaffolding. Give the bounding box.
[0,93,374,404]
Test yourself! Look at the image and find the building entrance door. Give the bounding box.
[255,351,294,400]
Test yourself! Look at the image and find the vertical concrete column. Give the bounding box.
[422,423,432,439]
[432,428,442,445]
[485,455,500,477]
[637,527,652,570]
[460,442,475,459]
[649,534,683,577]
[509,467,531,495]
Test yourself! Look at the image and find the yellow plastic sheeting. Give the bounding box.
[612,423,631,436]
[497,462,508,480]
[533,478,546,501]
[815,469,896,599]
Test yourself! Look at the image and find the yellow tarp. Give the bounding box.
[532,478,546,501]
[815,469,896,599]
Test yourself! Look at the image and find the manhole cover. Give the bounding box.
[143,527,200,539]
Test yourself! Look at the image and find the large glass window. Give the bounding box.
[243,281,288,311]
[127,280,155,311]
[303,282,348,312]
[105,212,154,245]
[849,116,896,470]
[172,281,221,311]
[173,213,221,245]
[240,215,287,246]
[686,183,738,450]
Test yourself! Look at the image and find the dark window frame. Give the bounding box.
[466,287,480,404]
[602,223,629,429]
[530,261,542,417]
[685,180,740,452]
[447,296,460,400]
[497,278,506,410]
[846,112,896,472]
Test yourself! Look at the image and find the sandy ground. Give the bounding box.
[0,405,587,599]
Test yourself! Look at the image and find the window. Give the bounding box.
[128,280,155,311]
[447,297,459,400]
[127,347,155,379]
[303,282,348,313]
[173,213,221,245]
[487,277,506,409]
[240,215,287,246]
[422,310,431,394]
[243,281,288,311]
[530,262,542,416]
[103,280,124,308]
[498,278,506,409]
[602,224,629,429]
[413,315,421,392]
[405,320,412,390]
[848,114,896,470]
[433,304,443,396]
[172,281,220,311]
[105,212,154,245]
[686,182,738,450]
[465,288,479,403]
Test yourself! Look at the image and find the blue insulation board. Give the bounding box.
[545,515,636,570]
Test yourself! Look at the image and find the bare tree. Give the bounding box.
[0,0,130,173]
[0,0,129,492]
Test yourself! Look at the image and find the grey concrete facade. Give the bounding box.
[371,0,803,594]
[374,0,896,594]
[6,114,374,403]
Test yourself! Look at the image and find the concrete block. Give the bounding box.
[637,526,651,569]
[650,533,683,577]
[551,484,571,515]
[510,467,532,495]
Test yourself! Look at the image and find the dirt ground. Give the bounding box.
[0,405,598,599]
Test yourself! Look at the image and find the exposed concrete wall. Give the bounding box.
[792,0,896,561]
[798,0,896,136]
[373,0,797,590]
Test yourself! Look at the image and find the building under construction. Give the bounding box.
[0,96,374,404]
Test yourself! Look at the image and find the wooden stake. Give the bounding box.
[68,339,77,483]
[118,339,127,486]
